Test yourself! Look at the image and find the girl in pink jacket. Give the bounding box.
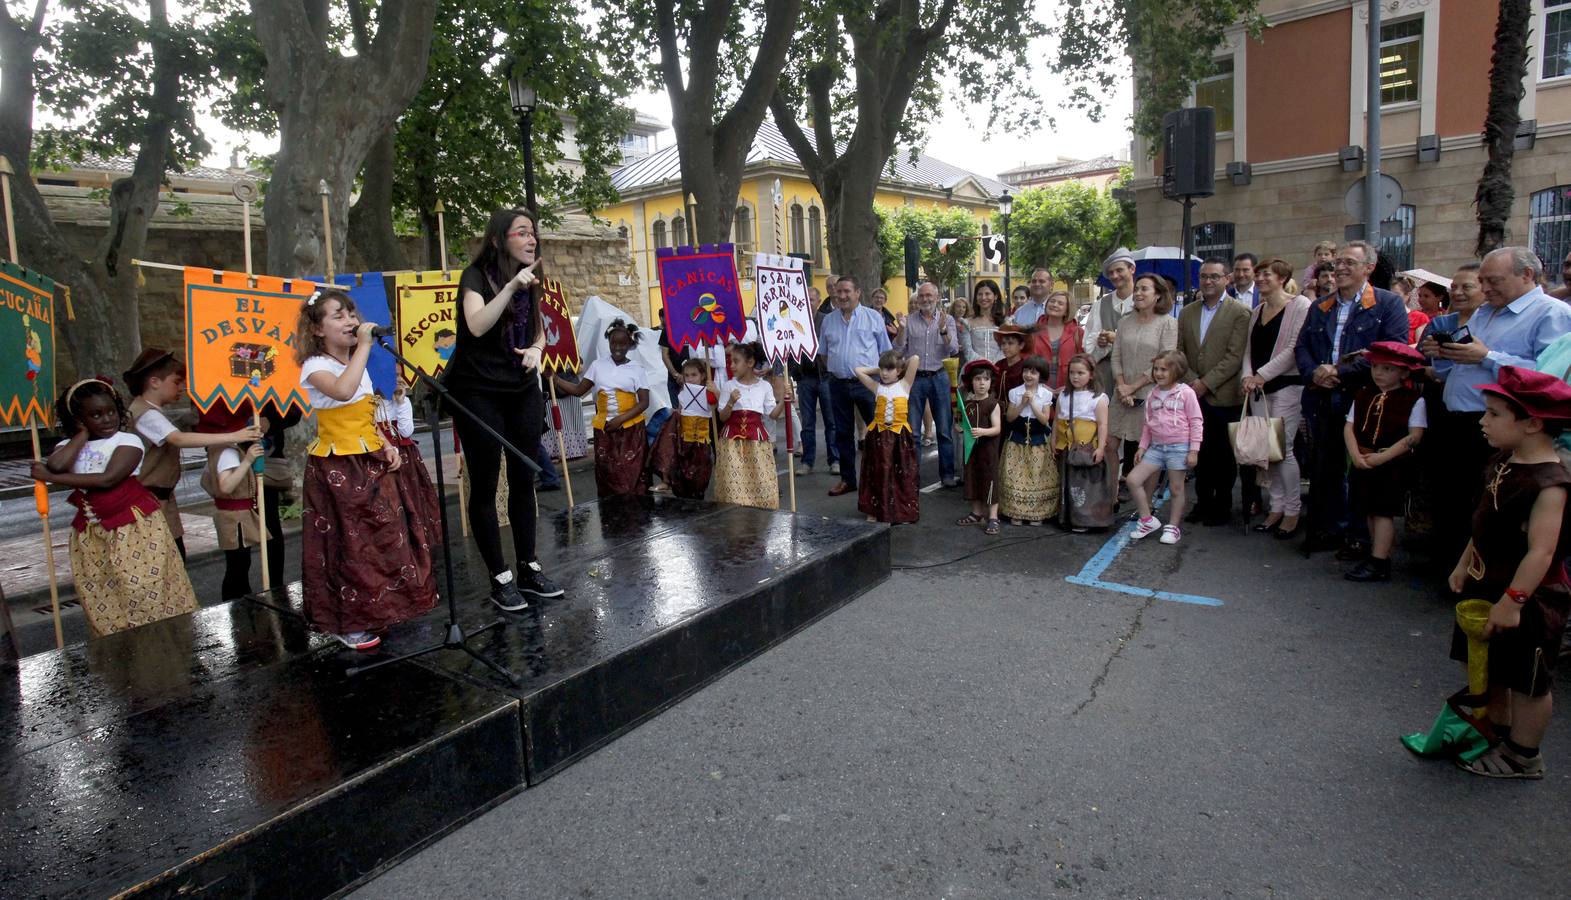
[1129,350,1204,545]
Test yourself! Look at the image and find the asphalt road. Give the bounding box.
[340,440,1571,898]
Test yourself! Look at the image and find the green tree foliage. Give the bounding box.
[874,205,981,291]
[1002,168,1135,284]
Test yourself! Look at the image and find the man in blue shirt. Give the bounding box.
[1420,246,1571,558]
[1010,268,1053,325]
[1294,240,1409,556]
[819,274,892,495]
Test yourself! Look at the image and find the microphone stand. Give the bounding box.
[347,335,543,686]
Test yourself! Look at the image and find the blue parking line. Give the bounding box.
[1064,489,1224,607]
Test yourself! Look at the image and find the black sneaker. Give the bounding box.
[517,561,564,599]
[1344,557,1391,582]
[489,577,530,612]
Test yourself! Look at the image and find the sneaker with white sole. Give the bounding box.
[1159,524,1182,545]
[333,631,381,651]
[517,561,564,599]
[829,462,840,476]
[1130,516,1162,540]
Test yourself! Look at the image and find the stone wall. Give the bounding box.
[38,186,641,380]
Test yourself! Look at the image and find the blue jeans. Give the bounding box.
[795,377,838,467]
[535,438,560,487]
[910,370,955,480]
[830,378,875,488]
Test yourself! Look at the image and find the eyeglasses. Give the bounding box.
[1198,273,1227,281]
[507,228,534,238]
[1333,257,1365,267]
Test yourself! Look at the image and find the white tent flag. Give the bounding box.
[752,253,818,364]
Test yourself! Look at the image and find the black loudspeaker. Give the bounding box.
[903,237,920,287]
[1162,107,1216,199]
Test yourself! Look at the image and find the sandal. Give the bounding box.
[984,518,1001,535]
[956,513,985,527]
[1457,743,1544,779]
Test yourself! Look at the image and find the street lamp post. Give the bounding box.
[999,189,1013,301]
[507,64,539,216]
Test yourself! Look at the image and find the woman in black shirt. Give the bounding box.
[446,208,564,609]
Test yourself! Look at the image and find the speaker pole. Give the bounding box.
[1364,0,1383,242]
[1180,196,1195,305]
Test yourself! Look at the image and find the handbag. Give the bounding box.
[1229,389,1285,467]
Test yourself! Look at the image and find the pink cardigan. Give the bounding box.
[1139,383,1204,450]
[1241,295,1312,382]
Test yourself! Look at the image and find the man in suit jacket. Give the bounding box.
[1294,240,1410,556]
[1178,259,1253,525]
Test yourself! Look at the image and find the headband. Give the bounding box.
[65,378,109,410]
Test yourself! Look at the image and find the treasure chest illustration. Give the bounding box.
[229,342,277,386]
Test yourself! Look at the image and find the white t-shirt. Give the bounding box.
[1346,395,1428,429]
[57,432,144,476]
[720,378,776,416]
[377,395,415,438]
[1008,384,1054,412]
[1056,389,1106,422]
[216,447,244,474]
[673,382,711,418]
[133,404,177,447]
[584,357,649,419]
[300,355,373,409]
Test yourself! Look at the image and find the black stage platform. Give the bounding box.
[0,497,889,899]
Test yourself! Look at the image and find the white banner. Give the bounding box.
[752,253,818,364]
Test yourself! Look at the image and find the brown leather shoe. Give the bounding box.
[827,482,854,496]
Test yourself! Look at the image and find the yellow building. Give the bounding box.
[598,120,1010,322]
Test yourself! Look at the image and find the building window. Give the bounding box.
[733,205,755,276]
[1379,18,1422,106]
[1194,57,1235,134]
[1530,186,1571,284]
[672,215,687,248]
[808,206,824,266]
[789,203,806,254]
[652,219,668,249]
[1380,204,1416,272]
[1546,1,1571,80]
[1192,221,1235,264]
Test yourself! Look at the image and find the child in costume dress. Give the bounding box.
[297,288,437,651]
[999,355,1059,525]
[123,347,261,558]
[714,341,790,510]
[854,350,921,524]
[1342,341,1427,582]
[200,431,265,601]
[992,323,1031,399]
[33,379,198,636]
[1056,354,1113,531]
[1128,350,1202,546]
[377,386,443,547]
[554,319,650,498]
[1446,366,1571,780]
[957,359,1003,534]
[648,358,715,499]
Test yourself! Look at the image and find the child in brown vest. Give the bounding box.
[200,434,265,601]
[1343,341,1428,582]
[124,348,260,558]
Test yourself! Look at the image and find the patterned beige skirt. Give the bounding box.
[998,441,1060,522]
[713,437,779,510]
[70,510,199,637]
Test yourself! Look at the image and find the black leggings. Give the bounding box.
[449,384,544,576]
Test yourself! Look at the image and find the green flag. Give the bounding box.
[957,393,975,464]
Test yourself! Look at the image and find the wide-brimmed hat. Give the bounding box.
[1401,268,1453,291]
[1365,340,1426,370]
[1102,247,1135,273]
[992,323,1030,346]
[122,347,177,387]
[1476,365,1571,421]
[961,359,998,386]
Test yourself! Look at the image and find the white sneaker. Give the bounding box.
[1130,516,1162,540]
[795,465,812,476]
[829,462,840,476]
[333,631,381,650]
[1159,524,1182,545]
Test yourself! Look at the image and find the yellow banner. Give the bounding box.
[393,270,461,385]
[184,267,316,415]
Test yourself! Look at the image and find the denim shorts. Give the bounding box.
[1142,442,1191,471]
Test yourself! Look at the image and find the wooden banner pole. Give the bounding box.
[770,180,795,511]
[1,157,64,648]
[548,377,575,510]
[232,179,270,593]
[435,199,450,276]
[318,181,335,280]
[455,424,470,537]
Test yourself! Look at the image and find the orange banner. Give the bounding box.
[184,267,316,415]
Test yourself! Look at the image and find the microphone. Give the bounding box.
[367,324,396,339]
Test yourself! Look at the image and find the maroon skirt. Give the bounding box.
[858,428,920,523]
[395,441,443,546]
[301,453,437,635]
[595,423,649,497]
[648,415,713,500]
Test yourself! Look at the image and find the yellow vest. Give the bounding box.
[869,395,911,434]
[307,395,386,457]
[593,389,645,430]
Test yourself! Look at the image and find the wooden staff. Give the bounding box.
[319,180,335,279]
[234,180,270,593]
[548,376,575,509]
[434,199,450,275]
[454,424,470,536]
[0,156,64,647]
[770,181,796,512]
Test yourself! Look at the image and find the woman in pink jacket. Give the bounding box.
[1241,259,1312,539]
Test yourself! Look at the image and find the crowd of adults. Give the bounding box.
[791,239,1571,582]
